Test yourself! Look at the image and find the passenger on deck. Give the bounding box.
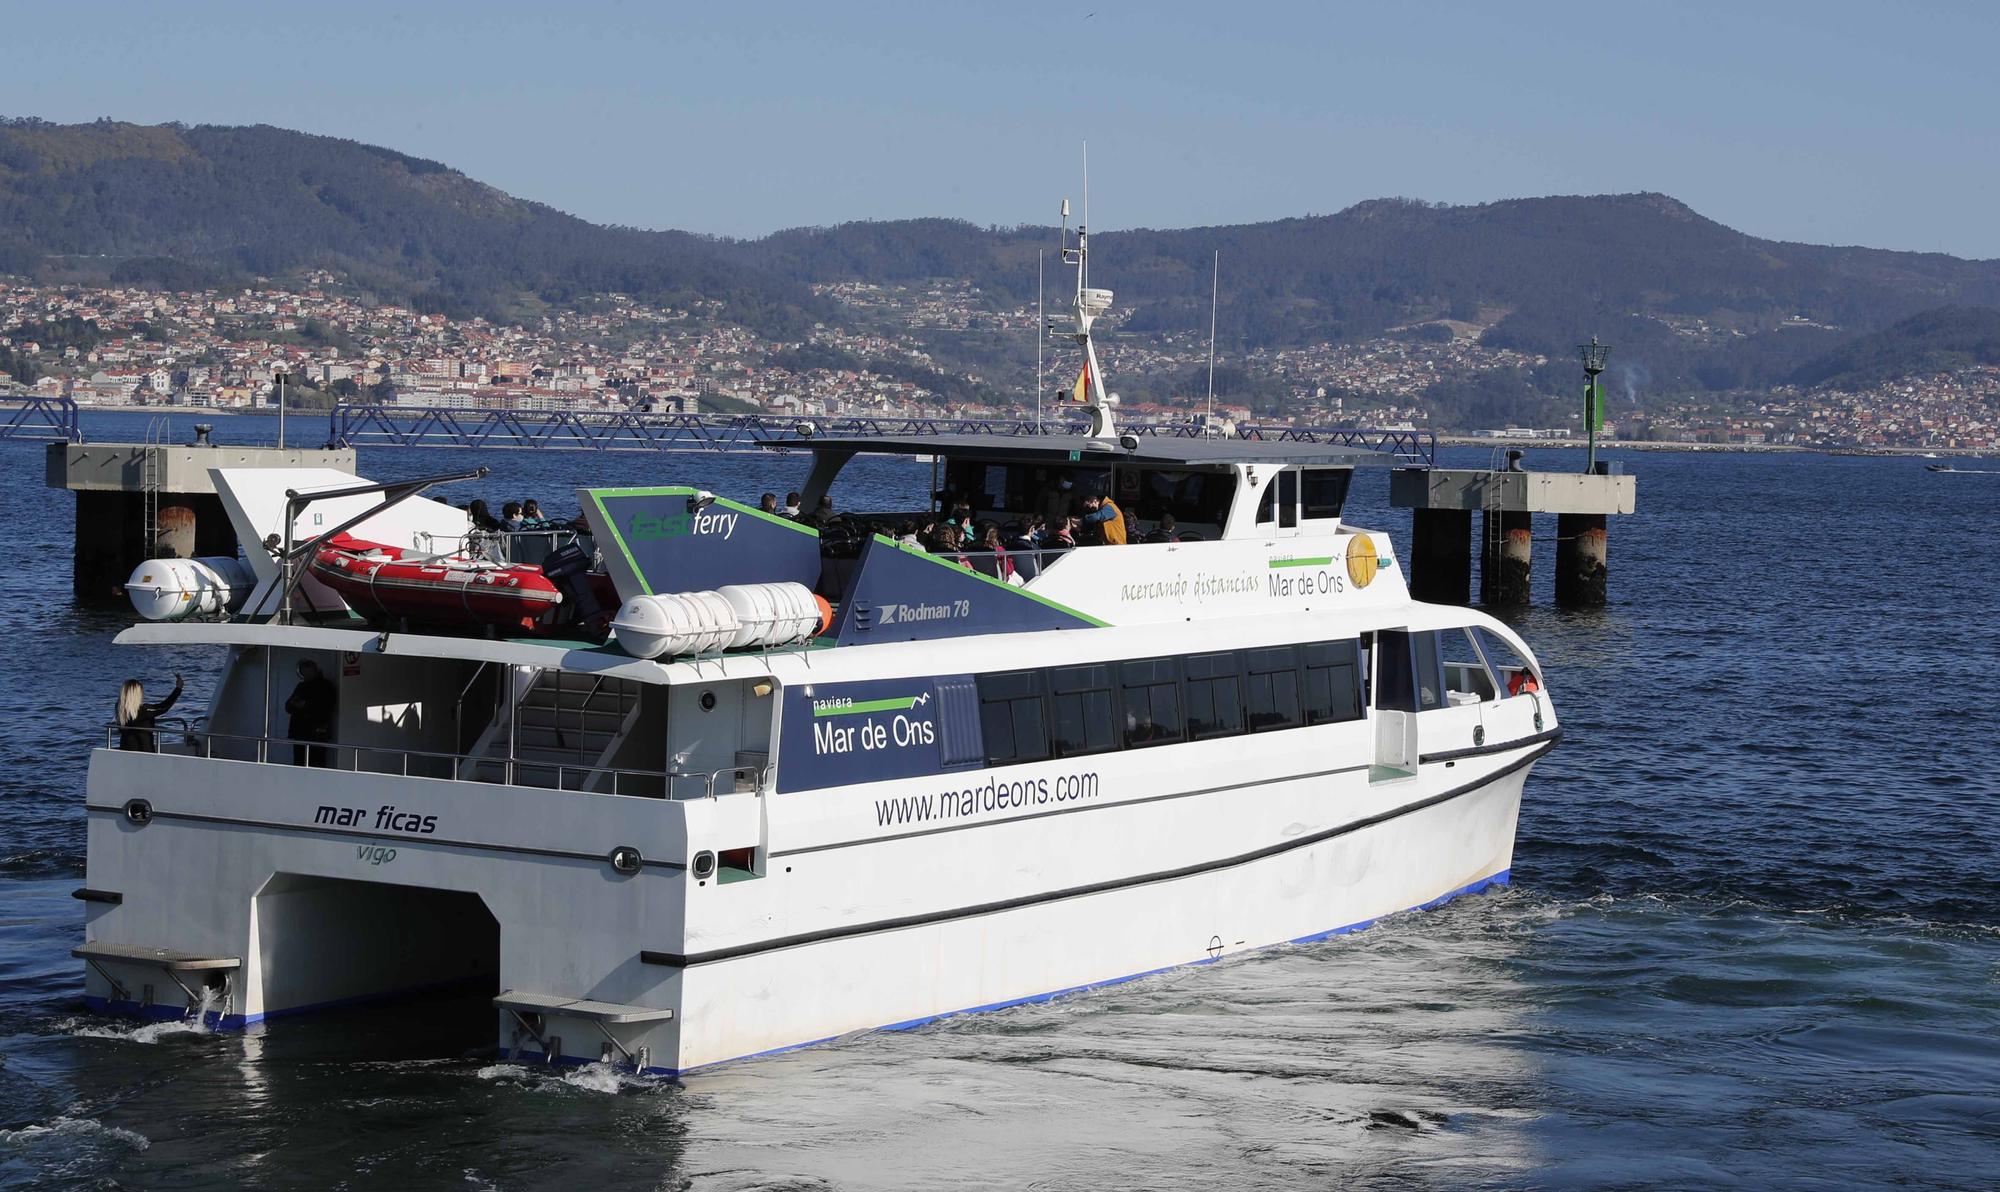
[1507,668,1542,696]
[520,499,549,528]
[927,524,972,568]
[802,495,837,528]
[896,520,922,549]
[115,673,182,752]
[468,500,502,532]
[285,659,338,768]
[1079,492,1127,545]
[781,492,802,519]
[759,493,779,515]
[1040,476,1074,527]
[1007,517,1045,578]
[977,523,1017,581]
[1143,514,1181,544]
[500,502,526,532]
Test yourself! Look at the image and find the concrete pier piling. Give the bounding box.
[1555,512,1610,607]
[1391,467,1636,609]
[1481,510,1535,606]
[48,440,356,601]
[1409,508,1473,605]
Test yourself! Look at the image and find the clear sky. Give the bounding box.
[4,1,1995,257]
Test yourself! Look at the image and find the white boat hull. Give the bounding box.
[77,736,1540,1074]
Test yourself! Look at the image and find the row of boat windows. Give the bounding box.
[976,640,1367,766]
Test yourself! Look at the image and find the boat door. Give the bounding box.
[1373,628,1487,779]
[1370,629,1421,781]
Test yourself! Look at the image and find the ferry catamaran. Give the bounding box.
[74,210,1559,1075]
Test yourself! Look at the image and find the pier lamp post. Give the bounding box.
[273,369,288,450]
[1579,338,1609,474]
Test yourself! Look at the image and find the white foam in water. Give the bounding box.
[0,1114,150,1153]
[473,1063,523,1082]
[63,986,221,1044]
[560,1062,635,1094]
[471,1060,653,1095]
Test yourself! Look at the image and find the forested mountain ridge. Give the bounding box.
[0,118,821,333]
[4,117,1999,409]
[749,195,2000,391]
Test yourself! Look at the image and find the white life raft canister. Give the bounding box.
[126,556,256,621]
[612,582,824,659]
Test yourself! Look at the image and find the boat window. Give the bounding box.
[1440,628,1498,701]
[1244,645,1303,732]
[977,671,1050,766]
[1301,469,1351,520]
[1303,640,1365,724]
[943,460,1036,515]
[1183,652,1245,740]
[1375,630,1415,711]
[1472,627,1539,695]
[1137,469,1236,529]
[1414,631,1446,711]
[1278,469,1299,529]
[1120,658,1184,748]
[1049,663,1119,758]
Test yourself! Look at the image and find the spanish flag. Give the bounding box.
[1071,359,1092,403]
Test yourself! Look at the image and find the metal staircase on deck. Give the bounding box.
[459,669,642,792]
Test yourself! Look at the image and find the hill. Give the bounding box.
[744,197,2000,393]
[0,117,819,333]
[6,117,2000,419]
[1787,306,2000,390]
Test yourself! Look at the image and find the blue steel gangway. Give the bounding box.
[0,396,81,442]
[321,403,1436,465]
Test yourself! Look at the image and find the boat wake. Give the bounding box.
[0,1112,151,1185]
[473,1060,662,1095]
[58,1013,213,1045]
[56,987,223,1044]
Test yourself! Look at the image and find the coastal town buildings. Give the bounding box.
[1,276,1993,450]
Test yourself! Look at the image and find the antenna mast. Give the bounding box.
[1057,144,1116,436]
[1035,249,1044,430]
[1206,250,1219,422]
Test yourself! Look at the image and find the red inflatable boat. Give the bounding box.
[309,534,564,633]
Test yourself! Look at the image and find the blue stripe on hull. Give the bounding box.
[76,872,1512,1076]
[640,867,1513,1077]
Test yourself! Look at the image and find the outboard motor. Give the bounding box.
[541,542,609,629]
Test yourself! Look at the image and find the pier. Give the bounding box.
[1392,340,1639,609]
[25,394,1646,609]
[46,428,354,599]
[1392,465,1636,607]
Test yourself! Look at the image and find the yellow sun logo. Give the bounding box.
[1346,535,1379,589]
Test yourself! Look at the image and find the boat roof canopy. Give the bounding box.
[771,434,1391,469]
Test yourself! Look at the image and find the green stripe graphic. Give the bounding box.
[814,696,919,717]
[1268,556,1335,568]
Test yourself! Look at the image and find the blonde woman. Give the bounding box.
[115,673,182,753]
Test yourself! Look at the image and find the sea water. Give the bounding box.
[0,413,1995,1189]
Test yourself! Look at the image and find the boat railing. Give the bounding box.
[412,527,589,567]
[670,763,773,801]
[103,724,682,799]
